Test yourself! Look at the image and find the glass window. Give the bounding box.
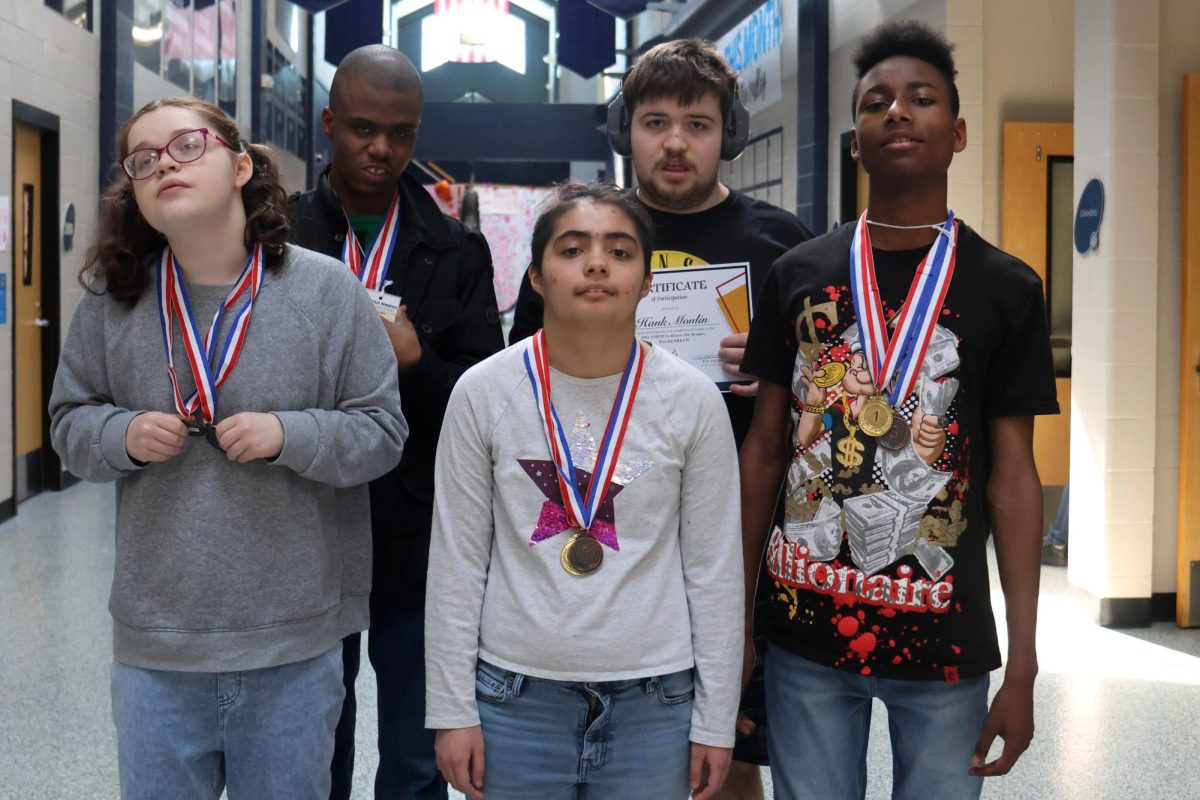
[1047,157,1074,377]
[263,3,309,161]
[218,0,237,114]
[132,0,164,74]
[193,0,218,101]
[44,0,92,31]
[162,0,194,93]
[131,0,236,110]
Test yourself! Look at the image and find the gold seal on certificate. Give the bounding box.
[859,395,895,437]
[636,261,752,391]
[561,530,604,575]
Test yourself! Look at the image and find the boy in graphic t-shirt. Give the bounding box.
[739,20,1058,800]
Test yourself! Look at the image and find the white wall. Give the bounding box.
[1069,0,1160,603]
[0,0,102,506]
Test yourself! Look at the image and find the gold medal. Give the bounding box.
[811,362,847,388]
[858,395,894,437]
[561,531,604,576]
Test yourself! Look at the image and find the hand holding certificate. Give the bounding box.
[636,262,753,391]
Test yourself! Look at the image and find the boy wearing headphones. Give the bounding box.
[512,38,810,420]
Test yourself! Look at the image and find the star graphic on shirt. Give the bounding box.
[518,459,624,529]
[519,413,653,551]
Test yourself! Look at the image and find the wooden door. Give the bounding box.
[14,123,44,501]
[1179,75,1200,627]
[1001,122,1073,488]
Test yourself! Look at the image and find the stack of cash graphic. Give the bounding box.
[785,496,842,561]
[912,538,954,580]
[843,491,923,574]
[920,375,959,417]
[920,326,961,381]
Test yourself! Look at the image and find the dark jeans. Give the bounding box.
[330,606,448,800]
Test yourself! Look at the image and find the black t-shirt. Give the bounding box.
[509,190,813,445]
[741,221,1058,682]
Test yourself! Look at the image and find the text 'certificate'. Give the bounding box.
[636,262,751,391]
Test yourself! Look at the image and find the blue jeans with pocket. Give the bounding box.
[765,644,990,800]
[111,644,344,800]
[473,660,695,800]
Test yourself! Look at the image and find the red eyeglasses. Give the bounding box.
[120,128,236,180]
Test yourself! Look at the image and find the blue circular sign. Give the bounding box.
[1074,178,1104,254]
[62,202,76,252]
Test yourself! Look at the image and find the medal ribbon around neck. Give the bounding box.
[156,244,264,424]
[523,330,646,541]
[341,192,401,293]
[849,210,959,406]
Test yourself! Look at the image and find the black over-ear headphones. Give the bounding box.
[606,89,751,161]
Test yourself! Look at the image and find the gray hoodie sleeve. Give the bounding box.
[676,382,744,748]
[271,270,408,488]
[424,372,495,729]
[49,291,146,482]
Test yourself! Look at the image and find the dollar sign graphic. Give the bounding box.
[836,436,865,468]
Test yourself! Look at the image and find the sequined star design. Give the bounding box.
[521,412,653,551]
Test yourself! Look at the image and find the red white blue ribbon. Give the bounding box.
[156,244,264,423]
[341,192,401,293]
[849,210,958,406]
[523,330,646,539]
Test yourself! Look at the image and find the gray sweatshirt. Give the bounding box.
[424,342,743,748]
[49,244,407,672]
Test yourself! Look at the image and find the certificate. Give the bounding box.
[636,262,751,390]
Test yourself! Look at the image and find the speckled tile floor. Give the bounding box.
[2,481,1198,799]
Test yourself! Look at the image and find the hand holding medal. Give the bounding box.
[381,305,423,373]
[156,244,264,458]
[214,412,285,463]
[126,411,189,463]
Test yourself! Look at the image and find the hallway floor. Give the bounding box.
[2,481,1197,799]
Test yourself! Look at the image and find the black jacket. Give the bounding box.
[289,167,504,607]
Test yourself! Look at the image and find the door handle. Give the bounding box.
[34,318,50,327]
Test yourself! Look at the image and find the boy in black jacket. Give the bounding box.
[289,44,504,800]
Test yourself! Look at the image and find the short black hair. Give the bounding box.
[330,44,423,110]
[530,181,653,277]
[850,20,959,119]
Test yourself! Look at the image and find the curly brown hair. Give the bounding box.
[83,97,290,302]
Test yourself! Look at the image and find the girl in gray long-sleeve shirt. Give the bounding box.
[49,98,406,800]
[426,182,743,800]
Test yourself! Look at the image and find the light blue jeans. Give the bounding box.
[1046,483,1069,548]
[473,660,695,800]
[765,644,989,800]
[111,644,344,800]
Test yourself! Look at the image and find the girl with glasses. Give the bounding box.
[49,97,407,799]
[425,181,743,800]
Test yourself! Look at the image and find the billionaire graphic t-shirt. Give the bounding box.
[741,221,1058,681]
[510,190,812,445]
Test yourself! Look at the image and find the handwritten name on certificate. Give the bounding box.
[636,262,751,391]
